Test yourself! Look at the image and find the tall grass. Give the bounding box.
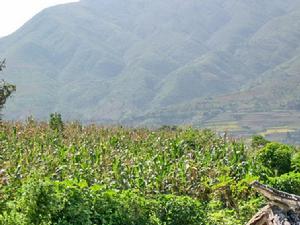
[1,121,298,224]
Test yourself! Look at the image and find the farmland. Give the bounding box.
[201,110,300,145]
[0,120,299,224]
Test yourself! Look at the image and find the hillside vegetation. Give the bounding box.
[0,120,300,224]
[1,0,300,135]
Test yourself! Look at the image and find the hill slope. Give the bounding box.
[1,0,300,139]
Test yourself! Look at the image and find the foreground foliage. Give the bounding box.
[0,121,299,224]
[0,179,206,225]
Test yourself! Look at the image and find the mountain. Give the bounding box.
[1,0,300,141]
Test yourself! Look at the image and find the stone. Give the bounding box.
[247,181,300,225]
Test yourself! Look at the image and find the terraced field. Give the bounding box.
[202,110,300,144]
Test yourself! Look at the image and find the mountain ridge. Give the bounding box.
[1,0,300,142]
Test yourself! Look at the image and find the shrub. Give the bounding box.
[0,179,92,225]
[269,172,300,195]
[251,135,269,149]
[0,179,206,225]
[91,190,154,225]
[256,142,293,176]
[292,152,300,172]
[157,195,205,225]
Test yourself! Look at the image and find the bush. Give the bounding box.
[292,152,300,172]
[0,179,92,225]
[49,113,64,133]
[91,190,154,225]
[157,195,205,225]
[251,135,269,149]
[0,179,206,225]
[269,172,300,195]
[256,142,293,176]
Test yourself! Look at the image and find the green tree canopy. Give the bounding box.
[0,59,16,119]
[257,142,293,176]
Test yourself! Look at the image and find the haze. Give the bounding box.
[0,0,79,37]
[1,0,300,143]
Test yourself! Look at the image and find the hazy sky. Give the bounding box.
[0,0,79,37]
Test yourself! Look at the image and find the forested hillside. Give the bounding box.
[1,0,300,140]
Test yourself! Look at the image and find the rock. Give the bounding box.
[247,181,300,225]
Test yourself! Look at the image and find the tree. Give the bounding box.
[256,142,293,176]
[0,59,16,119]
[251,135,270,149]
[49,113,64,133]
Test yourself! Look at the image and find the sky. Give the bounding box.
[0,0,79,37]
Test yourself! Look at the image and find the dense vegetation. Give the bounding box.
[0,119,299,224]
